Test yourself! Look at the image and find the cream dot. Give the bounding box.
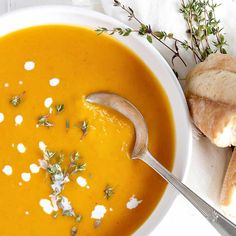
[25,211,29,215]
[4,83,9,87]
[38,141,47,152]
[18,182,22,186]
[2,165,13,176]
[21,172,31,182]
[36,124,39,128]
[11,144,15,148]
[30,163,40,174]
[126,195,142,209]
[17,143,26,153]
[15,115,23,126]
[24,61,35,71]
[91,205,107,220]
[19,81,23,85]
[49,78,60,87]
[39,199,54,214]
[44,97,53,108]
[76,176,87,187]
[0,113,4,123]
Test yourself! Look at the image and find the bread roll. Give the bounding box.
[188,96,236,147]
[220,148,236,217]
[185,53,236,147]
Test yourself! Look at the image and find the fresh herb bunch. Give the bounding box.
[180,0,227,62]
[39,149,86,235]
[96,0,227,67]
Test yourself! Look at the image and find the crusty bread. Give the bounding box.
[186,54,236,106]
[188,96,236,147]
[220,148,236,216]
[185,53,236,147]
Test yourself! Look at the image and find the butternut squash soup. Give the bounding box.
[0,25,175,236]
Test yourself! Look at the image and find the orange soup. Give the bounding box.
[0,25,175,236]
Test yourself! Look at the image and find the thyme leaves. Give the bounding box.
[104,185,114,200]
[80,121,89,140]
[180,0,227,61]
[39,149,86,227]
[97,0,227,68]
[55,104,64,113]
[10,91,26,107]
[38,114,54,127]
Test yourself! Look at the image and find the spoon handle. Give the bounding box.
[141,151,236,236]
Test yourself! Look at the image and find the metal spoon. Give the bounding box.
[86,92,236,236]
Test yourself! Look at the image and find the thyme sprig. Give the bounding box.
[66,120,70,131]
[10,91,25,107]
[71,226,78,236]
[38,114,54,127]
[80,121,89,140]
[180,0,227,62]
[55,104,65,113]
[75,215,82,223]
[104,185,114,200]
[96,0,227,67]
[96,0,187,66]
[39,149,86,233]
[65,151,86,176]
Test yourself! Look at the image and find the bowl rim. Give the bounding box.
[0,5,193,235]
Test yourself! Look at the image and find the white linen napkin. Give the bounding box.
[1,0,236,235]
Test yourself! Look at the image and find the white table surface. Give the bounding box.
[0,0,234,235]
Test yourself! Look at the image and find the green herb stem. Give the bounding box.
[97,0,227,69]
[10,91,26,107]
[104,185,114,200]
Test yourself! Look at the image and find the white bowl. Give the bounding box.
[0,6,192,235]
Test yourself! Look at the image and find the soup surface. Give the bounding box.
[0,25,175,236]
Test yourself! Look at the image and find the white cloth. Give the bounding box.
[1,0,236,235]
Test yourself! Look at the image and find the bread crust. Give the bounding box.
[220,148,236,206]
[186,53,236,211]
[185,54,236,106]
[186,54,236,81]
[188,95,236,147]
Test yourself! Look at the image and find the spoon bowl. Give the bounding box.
[86,92,148,159]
